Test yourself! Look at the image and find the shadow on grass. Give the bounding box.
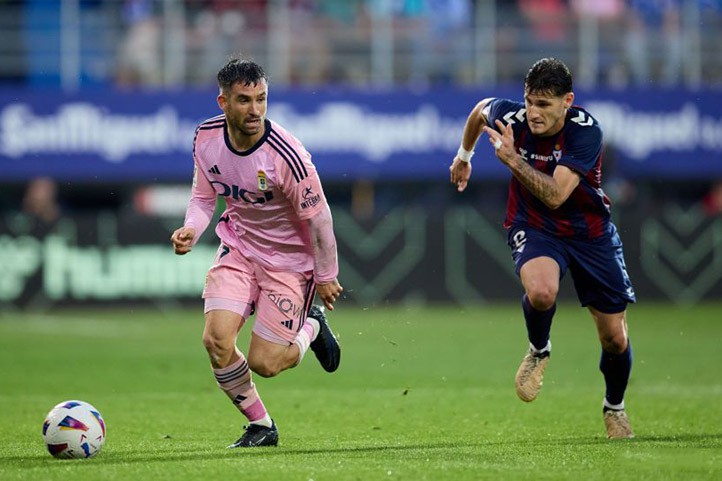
[5,432,721,468]
[2,441,483,467]
[630,433,722,445]
[537,432,722,447]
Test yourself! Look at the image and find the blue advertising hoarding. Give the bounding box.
[1,87,720,182]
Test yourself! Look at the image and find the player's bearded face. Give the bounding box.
[221,80,268,137]
[524,90,572,137]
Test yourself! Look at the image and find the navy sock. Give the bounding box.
[599,341,633,406]
[522,294,555,351]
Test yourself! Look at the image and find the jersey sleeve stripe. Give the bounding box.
[269,130,308,178]
[192,126,200,158]
[268,135,304,183]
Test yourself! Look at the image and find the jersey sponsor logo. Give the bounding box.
[257,170,267,191]
[210,180,274,204]
[530,153,555,162]
[208,165,221,175]
[300,186,321,210]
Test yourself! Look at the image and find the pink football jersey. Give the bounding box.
[184,116,328,273]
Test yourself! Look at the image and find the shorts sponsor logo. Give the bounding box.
[268,293,302,317]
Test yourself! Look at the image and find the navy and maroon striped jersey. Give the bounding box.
[487,98,612,240]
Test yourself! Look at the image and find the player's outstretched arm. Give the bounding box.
[308,206,343,311]
[450,98,493,192]
[484,120,580,209]
[174,161,217,254]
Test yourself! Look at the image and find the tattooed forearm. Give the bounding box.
[508,156,562,208]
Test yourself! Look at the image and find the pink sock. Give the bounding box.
[213,352,268,422]
[293,318,319,365]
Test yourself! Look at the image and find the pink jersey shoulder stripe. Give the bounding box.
[269,129,308,178]
[199,115,225,129]
[202,113,225,123]
[267,130,307,183]
[199,120,225,130]
[192,118,224,157]
[198,121,225,131]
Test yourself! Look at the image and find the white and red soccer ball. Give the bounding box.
[42,400,106,459]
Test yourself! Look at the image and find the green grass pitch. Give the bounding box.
[1,303,721,480]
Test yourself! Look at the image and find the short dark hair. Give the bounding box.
[524,58,573,97]
[217,57,268,92]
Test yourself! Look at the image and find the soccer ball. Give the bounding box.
[42,400,106,459]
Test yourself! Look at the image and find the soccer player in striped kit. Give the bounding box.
[171,58,343,448]
[449,58,636,439]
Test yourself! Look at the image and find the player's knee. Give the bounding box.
[202,332,233,362]
[527,287,557,311]
[601,332,628,354]
[248,357,281,378]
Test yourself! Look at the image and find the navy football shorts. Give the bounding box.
[507,223,636,314]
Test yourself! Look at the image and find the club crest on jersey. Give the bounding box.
[553,145,562,161]
[257,170,267,191]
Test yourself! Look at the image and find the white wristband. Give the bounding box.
[457,146,474,163]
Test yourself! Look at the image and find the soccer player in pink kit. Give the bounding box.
[171,58,343,448]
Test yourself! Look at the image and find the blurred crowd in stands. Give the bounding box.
[3,0,721,89]
[114,0,722,87]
